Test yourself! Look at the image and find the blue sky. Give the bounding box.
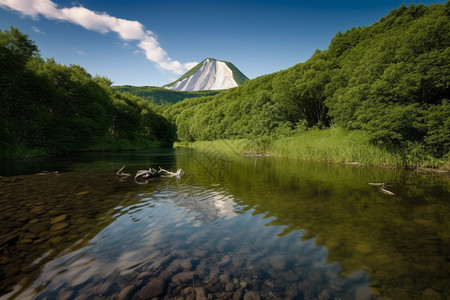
[0,0,446,86]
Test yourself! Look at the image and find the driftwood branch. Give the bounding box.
[116,165,131,181]
[368,182,395,195]
[380,187,395,196]
[116,165,131,177]
[116,166,184,183]
[158,167,185,178]
[135,168,160,181]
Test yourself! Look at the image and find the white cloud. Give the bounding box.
[0,0,59,19]
[75,49,86,55]
[184,61,198,70]
[0,0,197,74]
[32,25,45,34]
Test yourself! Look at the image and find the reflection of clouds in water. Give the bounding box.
[169,185,237,223]
[210,191,237,220]
[19,184,239,298]
[21,224,165,297]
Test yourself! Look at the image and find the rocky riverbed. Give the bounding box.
[3,150,448,300]
[0,171,373,299]
[33,236,373,300]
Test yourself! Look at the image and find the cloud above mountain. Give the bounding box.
[0,0,196,74]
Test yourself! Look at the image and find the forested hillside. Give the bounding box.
[164,2,449,164]
[113,85,220,105]
[0,27,176,158]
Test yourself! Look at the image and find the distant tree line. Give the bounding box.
[113,85,220,105]
[0,27,176,157]
[164,2,449,161]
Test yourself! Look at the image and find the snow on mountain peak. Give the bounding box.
[164,58,248,91]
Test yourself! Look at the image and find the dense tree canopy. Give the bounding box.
[165,2,449,160]
[0,27,175,157]
[113,85,220,105]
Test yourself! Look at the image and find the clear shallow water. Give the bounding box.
[0,148,449,299]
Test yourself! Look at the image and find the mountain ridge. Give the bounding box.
[164,58,248,91]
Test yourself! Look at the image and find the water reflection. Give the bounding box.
[0,149,449,299]
[177,150,450,299]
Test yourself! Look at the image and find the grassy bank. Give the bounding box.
[175,128,449,170]
[270,129,401,167]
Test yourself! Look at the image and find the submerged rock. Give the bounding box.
[50,214,68,224]
[139,278,165,299]
[219,274,230,284]
[243,291,261,300]
[218,255,231,266]
[118,285,136,300]
[172,271,195,284]
[269,255,286,271]
[225,282,235,291]
[180,258,192,270]
[50,222,69,231]
[195,286,207,300]
[93,281,115,296]
[233,288,244,300]
[70,271,91,288]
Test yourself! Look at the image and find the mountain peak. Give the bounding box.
[164,58,248,91]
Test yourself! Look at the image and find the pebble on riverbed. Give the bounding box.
[29,244,379,300]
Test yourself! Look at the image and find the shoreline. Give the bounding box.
[174,130,450,172]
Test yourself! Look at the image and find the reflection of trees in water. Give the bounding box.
[178,151,450,299]
[1,149,449,299]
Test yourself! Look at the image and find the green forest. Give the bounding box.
[0,27,176,158]
[113,85,220,105]
[164,2,449,168]
[1,2,449,168]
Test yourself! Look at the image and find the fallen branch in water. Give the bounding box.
[158,167,185,178]
[135,168,160,181]
[380,186,395,196]
[116,166,184,183]
[368,182,395,196]
[116,165,131,181]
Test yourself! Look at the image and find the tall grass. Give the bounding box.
[176,128,404,167]
[270,128,402,167]
[176,128,450,169]
[175,139,252,156]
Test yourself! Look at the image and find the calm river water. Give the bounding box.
[0,147,449,299]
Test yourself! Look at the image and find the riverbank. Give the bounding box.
[0,136,164,160]
[175,128,450,170]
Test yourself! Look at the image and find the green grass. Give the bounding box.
[269,128,402,167]
[175,128,449,169]
[175,139,252,156]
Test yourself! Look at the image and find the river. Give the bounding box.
[0,147,449,299]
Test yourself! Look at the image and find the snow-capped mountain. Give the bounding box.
[164,58,248,91]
